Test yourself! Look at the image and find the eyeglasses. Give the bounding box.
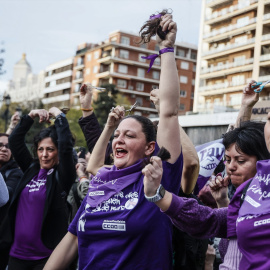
[0,143,10,150]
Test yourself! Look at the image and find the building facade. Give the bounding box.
[195,0,270,113]
[71,31,197,117]
[43,58,73,108]
[7,53,44,109]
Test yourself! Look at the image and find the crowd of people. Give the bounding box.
[1,10,270,270]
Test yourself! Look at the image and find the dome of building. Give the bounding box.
[13,53,32,81]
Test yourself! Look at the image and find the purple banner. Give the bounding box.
[194,139,225,194]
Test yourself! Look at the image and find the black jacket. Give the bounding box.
[3,114,76,250]
[78,113,113,165]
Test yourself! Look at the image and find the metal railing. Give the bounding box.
[204,18,256,39]
[201,58,253,74]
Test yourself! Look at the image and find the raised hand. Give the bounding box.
[106,105,125,128]
[80,83,93,110]
[242,80,259,107]
[49,107,62,119]
[142,156,163,197]
[209,175,230,208]
[150,88,160,113]
[157,14,177,48]
[28,109,50,123]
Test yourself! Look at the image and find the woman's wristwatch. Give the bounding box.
[144,184,165,202]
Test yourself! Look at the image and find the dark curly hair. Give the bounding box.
[138,9,172,44]
[123,115,156,143]
[223,121,270,161]
[33,125,58,158]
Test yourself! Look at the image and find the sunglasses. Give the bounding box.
[0,143,10,150]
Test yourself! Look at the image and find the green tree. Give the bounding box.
[65,108,87,148]
[92,84,118,128]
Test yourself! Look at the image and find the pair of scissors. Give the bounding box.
[110,101,138,115]
[251,80,270,93]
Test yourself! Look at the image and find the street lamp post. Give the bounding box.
[4,94,11,132]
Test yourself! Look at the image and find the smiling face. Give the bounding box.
[37,137,59,170]
[0,136,11,167]
[112,118,155,169]
[225,143,257,188]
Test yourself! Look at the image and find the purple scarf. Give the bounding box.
[86,159,144,208]
[239,159,270,217]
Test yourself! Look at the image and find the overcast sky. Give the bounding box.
[0,0,202,92]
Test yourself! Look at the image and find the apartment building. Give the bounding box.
[71,31,197,117]
[43,58,73,108]
[195,0,270,114]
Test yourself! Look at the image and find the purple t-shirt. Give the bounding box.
[10,168,53,260]
[235,160,270,269]
[227,181,250,238]
[69,152,183,270]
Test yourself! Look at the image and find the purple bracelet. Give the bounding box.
[141,47,174,73]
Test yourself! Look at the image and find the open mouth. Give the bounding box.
[115,148,128,158]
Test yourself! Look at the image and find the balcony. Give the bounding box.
[206,0,231,8]
[202,37,255,58]
[96,71,160,84]
[199,78,252,95]
[44,82,72,94]
[205,0,258,23]
[200,58,254,77]
[97,56,161,70]
[42,94,70,104]
[203,18,256,39]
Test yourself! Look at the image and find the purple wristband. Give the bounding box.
[141,47,174,73]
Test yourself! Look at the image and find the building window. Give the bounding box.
[193,65,196,72]
[87,54,92,61]
[136,97,143,106]
[180,76,188,84]
[139,53,146,62]
[140,43,147,49]
[231,75,245,86]
[74,97,79,105]
[177,49,185,57]
[86,68,90,75]
[234,55,245,64]
[191,52,197,60]
[121,36,130,45]
[75,83,81,93]
[92,80,97,86]
[237,16,249,27]
[181,61,189,70]
[192,79,195,85]
[93,66,98,73]
[77,57,84,66]
[136,82,144,91]
[76,71,83,79]
[117,79,127,88]
[119,50,129,59]
[230,93,242,105]
[50,80,56,87]
[179,103,185,110]
[94,51,99,59]
[118,64,128,73]
[191,92,194,99]
[137,68,145,78]
[180,90,187,97]
[153,71,160,80]
[152,84,158,89]
[235,35,247,44]
[155,57,161,65]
